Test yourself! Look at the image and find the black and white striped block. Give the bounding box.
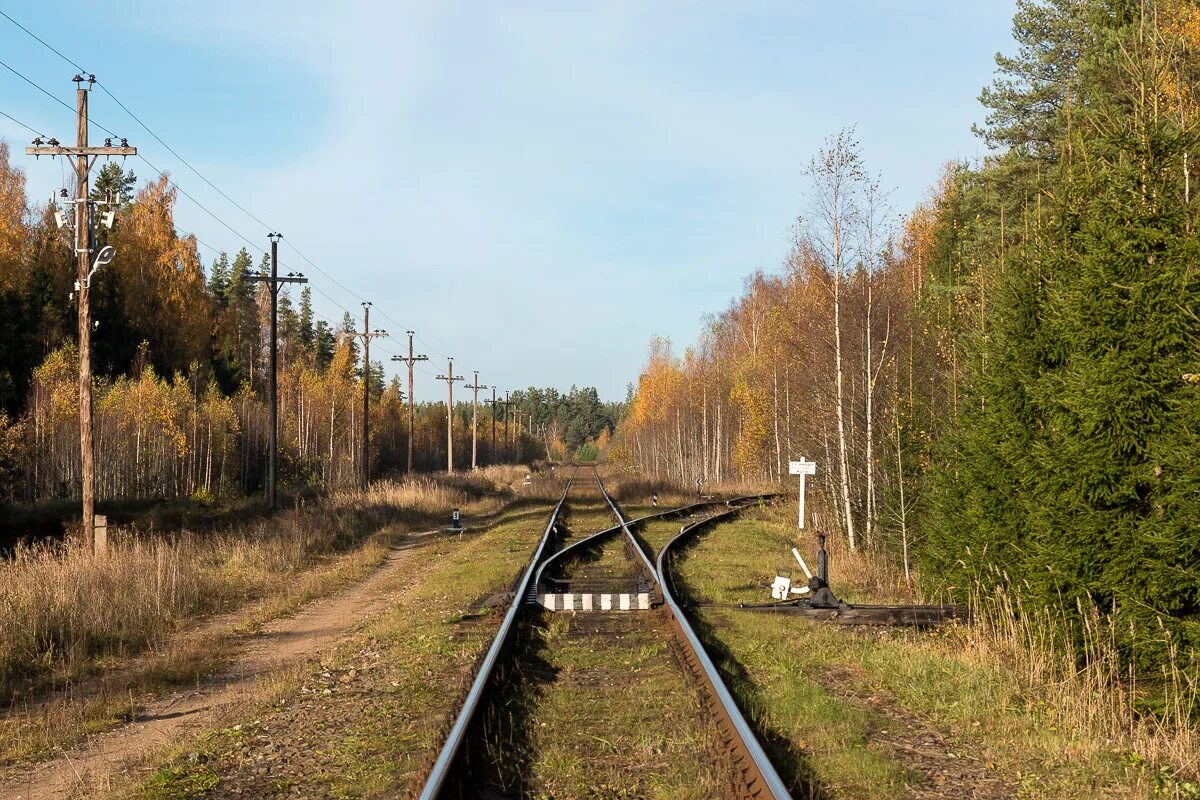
[538,592,652,611]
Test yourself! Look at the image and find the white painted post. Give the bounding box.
[789,458,817,529]
[799,469,806,529]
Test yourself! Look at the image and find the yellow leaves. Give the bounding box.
[110,176,211,369]
[729,378,769,478]
[1154,0,1200,122]
[0,142,29,292]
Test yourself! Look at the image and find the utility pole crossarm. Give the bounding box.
[356,303,387,490]
[27,75,138,553]
[248,275,308,285]
[436,358,464,473]
[26,146,137,157]
[392,332,430,474]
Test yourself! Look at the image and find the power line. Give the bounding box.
[97,80,274,235]
[0,12,458,366]
[416,332,450,360]
[0,58,75,116]
[283,240,381,315]
[0,59,126,140]
[135,152,268,258]
[0,10,88,74]
[0,107,46,138]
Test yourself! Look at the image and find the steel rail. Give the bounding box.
[532,496,741,595]
[657,500,794,800]
[417,466,579,800]
[592,468,664,590]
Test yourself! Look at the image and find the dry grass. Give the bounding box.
[804,504,1199,788]
[129,502,558,798]
[602,467,777,509]
[959,585,1200,788]
[0,473,511,704]
[0,471,527,768]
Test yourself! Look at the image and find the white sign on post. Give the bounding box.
[788,458,817,528]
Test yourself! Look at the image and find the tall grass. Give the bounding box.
[0,474,500,702]
[961,582,1199,784]
[789,505,1198,785]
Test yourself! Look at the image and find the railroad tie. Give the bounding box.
[537,592,653,611]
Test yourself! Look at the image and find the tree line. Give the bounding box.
[0,154,620,505]
[614,0,1200,672]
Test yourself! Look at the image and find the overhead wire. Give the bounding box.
[95,80,276,235]
[0,10,88,73]
[0,12,460,374]
[0,107,46,138]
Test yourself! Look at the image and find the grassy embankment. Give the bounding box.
[132,473,727,799]
[0,465,531,767]
[130,472,629,797]
[663,502,1199,799]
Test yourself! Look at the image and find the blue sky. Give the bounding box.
[1,1,1017,401]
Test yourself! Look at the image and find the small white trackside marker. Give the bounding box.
[582,593,593,610]
[619,594,631,611]
[563,593,574,611]
[600,594,613,610]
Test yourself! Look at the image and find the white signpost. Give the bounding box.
[788,457,817,529]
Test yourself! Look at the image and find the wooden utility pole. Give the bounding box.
[248,234,307,509]
[464,371,488,471]
[354,302,387,489]
[498,391,515,463]
[435,358,463,472]
[390,332,428,473]
[484,387,497,466]
[26,75,135,552]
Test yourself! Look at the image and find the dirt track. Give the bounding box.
[0,529,443,800]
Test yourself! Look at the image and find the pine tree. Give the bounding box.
[1025,3,1200,661]
[975,0,1087,158]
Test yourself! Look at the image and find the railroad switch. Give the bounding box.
[774,533,848,610]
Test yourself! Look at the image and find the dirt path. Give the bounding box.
[819,664,1016,800]
[0,528,448,800]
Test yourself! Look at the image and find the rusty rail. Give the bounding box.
[417,471,791,799]
[416,466,578,800]
[657,498,793,799]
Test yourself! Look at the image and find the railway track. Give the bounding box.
[415,465,791,800]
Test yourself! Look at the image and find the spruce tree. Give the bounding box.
[298,287,315,352]
[208,252,230,306]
